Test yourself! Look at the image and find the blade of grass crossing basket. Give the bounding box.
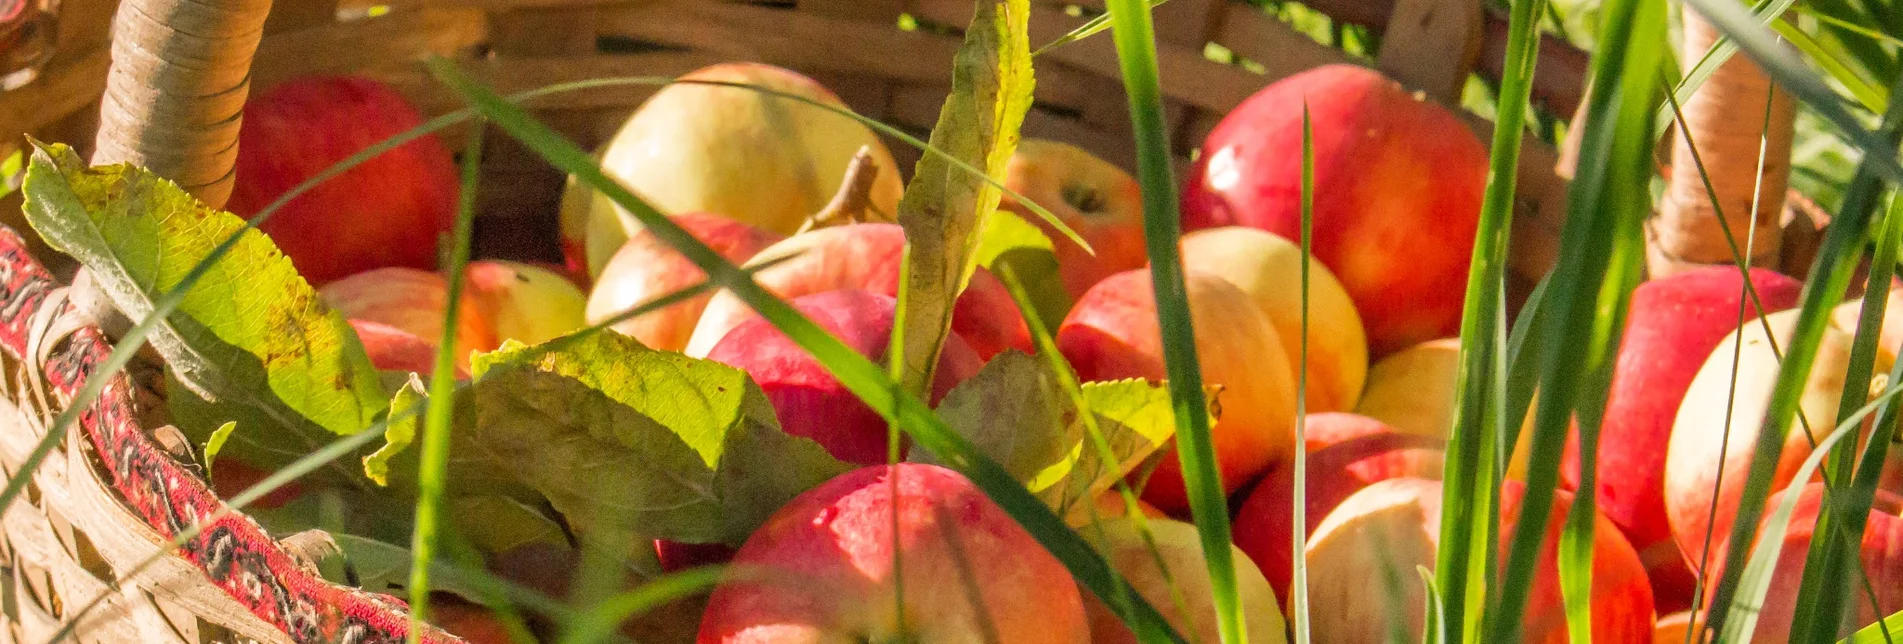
[1787,193,1903,644]
[1101,0,1242,642]
[423,57,1188,644]
[893,0,1034,400]
[1290,103,1313,644]
[1032,0,1167,56]
[1432,0,1549,638]
[407,117,485,644]
[1680,11,1903,633]
[1483,0,1667,640]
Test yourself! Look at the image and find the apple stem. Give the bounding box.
[798,146,881,234]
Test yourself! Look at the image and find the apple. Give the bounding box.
[1305,478,1655,644]
[463,260,588,346]
[1182,226,1369,412]
[1559,265,1802,612]
[655,540,738,574]
[697,463,1089,643]
[429,595,515,644]
[705,290,983,465]
[349,319,450,377]
[1057,268,1297,512]
[1351,337,1540,480]
[1179,64,1488,356]
[1066,492,1169,528]
[1080,518,1288,644]
[1700,482,1903,642]
[583,62,906,258]
[1664,308,1894,580]
[1833,275,1903,359]
[320,267,497,371]
[685,223,1032,361]
[1232,413,1444,605]
[586,213,783,352]
[208,460,306,510]
[229,76,459,286]
[998,139,1149,299]
[1653,610,1699,644]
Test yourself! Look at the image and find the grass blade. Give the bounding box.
[1101,0,1242,642]
[1032,0,1168,56]
[1433,0,1552,639]
[424,56,1188,644]
[1290,102,1314,644]
[406,115,485,643]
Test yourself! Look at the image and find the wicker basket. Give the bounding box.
[0,0,1798,642]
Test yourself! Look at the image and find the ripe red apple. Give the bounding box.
[1664,308,1892,581]
[655,540,738,574]
[998,139,1149,299]
[429,595,515,644]
[208,460,306,510]
[1559,265,1802,611]
[1081,518,1288,644]
[321,268,497,371]
[1305,478,1655,644]
[705,290,982,465]
[686,223,1031,361]
[230,76,459,286]
[1232,413,1444,606]
[697,463,1089,644]
[463,260,587,346]
[349,319,451,377]
[1057,268,1297,512]
[1179,64,1488,356]
[1701,482,1903,642]
[586,213,783,352]
[584,62,906,256]
[1182,226,1369,412]
[1653,610,1699,644]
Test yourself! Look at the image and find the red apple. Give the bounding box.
[321,267,496,371]
[349,319,448,376]
[1653,610,1699,644]
[585,63,906,253]
[1179,64,1488,356]
[697,463,1089,643]
[463,260,588,346]
[1233,413,1444,606]
[1559,265,1802,612]
[429,595,516,644]
[1057,268,1297,512]
[686,223,1031,361]
[1664,308,1892,582]
[230,76,459,286]
[705,290,982,465]
[208,460,306,510]
[1182,226,1369,412]
[586,213,783,352]
[998,139,1149,299]
[655,540,738,574]
[1081,518,1288,644]
[1700,482,1903,642]
[1305,478,1655,644]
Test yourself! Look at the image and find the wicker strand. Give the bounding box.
[90,0,273,210]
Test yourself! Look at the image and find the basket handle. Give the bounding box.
[89,0,273,210]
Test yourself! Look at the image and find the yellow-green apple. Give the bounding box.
[1664,308,1894,581]
[230,76,459,286]
[705,290,982,465]
[321,268,496,371]
[1080,518,1288,644]
[1232,413,1443,605]
[697,463,1089,644]
[1179,64,1488,356]
[1056,268,1297,512]
[1352,337,1540,479]
[998,139,1149,299]
[1558,266,1802,612]
[584,62,905,257]
[1700,482,1903,642]
[1182,226,1369,412]
[1306,478,1655,644]
[1065,492,1169,528]
[1834,275,1903,359]
[586,213,783,352]
[463,260,587,346]
[685,223,1031,361]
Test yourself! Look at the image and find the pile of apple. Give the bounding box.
[226,58,1903,644]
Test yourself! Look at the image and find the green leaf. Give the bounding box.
[975,209,1069,328]
[465,334,850,545]
[448,495,569,555]
[366,374,428,487]
[20,144,386,478]
[202,421,237,474]
[894,0,1037,399]
[336,533,509,603]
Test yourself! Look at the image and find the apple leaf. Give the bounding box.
[202,421,237,474]
[464,334,851,545]
[920,351,1176,515]
[975,210,1069,329]
[895,0,1036,398]
[21,144,387,481]
[364,374,427,486]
